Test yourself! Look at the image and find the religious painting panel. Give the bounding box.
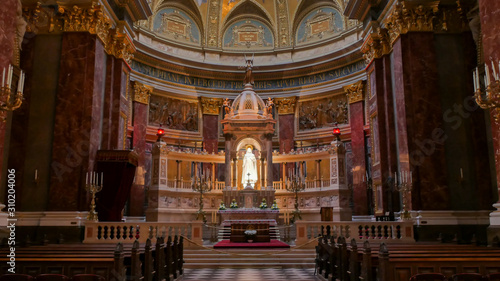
[296,7,344,46]
[370,114,380,165]
[298,95,348,131]
[153,8,201,46]
[149,94,199,132]
[223,19,274,50]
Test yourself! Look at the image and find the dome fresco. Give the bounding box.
[153,8,201,46]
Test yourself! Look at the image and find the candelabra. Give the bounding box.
[192,169,212,223]
[86,171,103,222]
[394,170,412,220]
[1,64,25,121]
[285,171,305,223]
[473,60,500,121]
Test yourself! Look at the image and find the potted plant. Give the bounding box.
[271,199,279,210]
[244,229,257,243]
[218,202,226,210]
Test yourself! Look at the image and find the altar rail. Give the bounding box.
[84,221,203,245]
[273,178,331,191]
[295,221,415,248]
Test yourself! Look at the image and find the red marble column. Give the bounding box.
[479,0,500,200]
[393,33,449,210]
[48,33,105,211]
[0,0,18,187]
[279,114,295,177]
[367,58,392,214]
[203,114,219,179]
[130,95,148,216]
[349,99,368,215]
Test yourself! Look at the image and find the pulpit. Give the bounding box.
[95,150,138,221]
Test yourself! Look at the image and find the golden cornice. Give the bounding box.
[133,81,153,104]
[274,97,297,115]
[361,28,390,65]
[344,80,365,104]
[384,0,469,46]
[200,97,223,115]
[61,4,113,45]
[23,3,136,63]
[107,28,136,65]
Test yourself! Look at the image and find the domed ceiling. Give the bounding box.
[137,0,358,52]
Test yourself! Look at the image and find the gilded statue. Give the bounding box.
[244,55,254,85]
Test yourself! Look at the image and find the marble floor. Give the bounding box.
[181,268,321,281]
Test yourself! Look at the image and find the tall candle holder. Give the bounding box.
[285,170,306,223]
[473,60,500,121]
[1,64,25,121]
[86,171,103,222]
[192,169,212,223]
[394,170,412,220]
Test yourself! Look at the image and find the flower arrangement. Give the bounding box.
[259,198,268,209]
[218,202,226,210]
[271,199,279,210]
[229,199,238,208]
[244,229,257,242]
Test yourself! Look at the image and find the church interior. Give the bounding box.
[1,0,500,279]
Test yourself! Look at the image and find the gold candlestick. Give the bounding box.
[86,172,103,222]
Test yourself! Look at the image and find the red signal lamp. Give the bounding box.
[156,125,165,142]
[333,124,341,141]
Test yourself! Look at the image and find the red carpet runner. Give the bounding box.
[213,239,290,248]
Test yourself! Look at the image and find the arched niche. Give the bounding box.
[152,5,203,46]
[222,17,274,50]
[235,137,262,153]
[294,6,345,46]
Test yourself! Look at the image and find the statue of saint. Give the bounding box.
[241,145,258,188]
[243,56,254,85]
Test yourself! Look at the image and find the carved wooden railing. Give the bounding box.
[84,221,203,245]
[295,221,415,248]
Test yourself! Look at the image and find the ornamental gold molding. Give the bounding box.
[207,0,220,47]
[133,81,153,104]
[361,27,390,65]
[106,28,136,64]
[274,97,297,115]
[384,0,469,46]
[61,4,112,45]
[277,0,290,47]
[344,81,365,104]
[200,97,223,115]
[23,3,136,64]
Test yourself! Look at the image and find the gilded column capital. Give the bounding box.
[274,97,297,115]
[361,28,390,65]
[344,81,366,104]
[61,4,113,45]
[200,97,223,115]
[106,28,136,64]
[133,81,153,104]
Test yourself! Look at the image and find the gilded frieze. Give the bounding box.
[344,81,365,104]
[61,4,112,45]
[149,95,199,132]
[298,95,348,131]
[200,97,223,115]
[274,97,297,115]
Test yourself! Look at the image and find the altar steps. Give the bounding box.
[183,249,316,268]
[217,225,281,240]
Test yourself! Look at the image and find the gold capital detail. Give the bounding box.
[384,1,469,46]
[274,97,297,115]
[200,97,223,115]
[361,27,390,65]
[133,82,153,104]
[23,3,136,63]
[344,81,365,104]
